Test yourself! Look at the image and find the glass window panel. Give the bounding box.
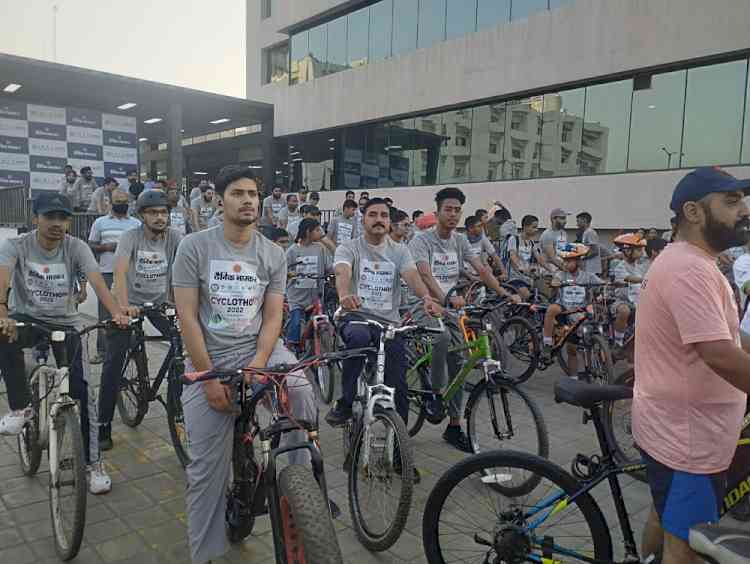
[265,43,289,84]
[682,60,747,167]
[290,32,308,85]
[418,0,446,49]
[386,119,416,186]
[325,17,347,75]
[582,79,632,173]
[369,0,393,62]
[348,7,370,68]
[439,109,473,183]
[511,0,549,20]
[470,103,506,181]
[361,123,390,188]
[393,0,419,56]
[743,62,750,164]
[539,88,585,177]
[477,0,510,30]
[412,113,444,185]
[289,131,335,191]
[343,125,365,189]
[502,97,543,179]
[549,0,572,9]
[447,0,477,39]
[628,70,686,170]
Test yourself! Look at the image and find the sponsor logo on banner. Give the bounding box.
[28,104,66,125]
[0,170,30,188]
[0,118,28,138]
[0,99,27,120]
[30,172,62,191]
[29,155,66,174]
[28,122,66,141]
[102,113,137,134]
[28,138,67,159]
[67,107,102,129]
[103,146,137,165]
[0,153,30,172]
[104,162,132,178]
[67,142,103,161]
[103,130,137,148]
[66,125,103,146]
[68,159,104,178]
[0,135,29,154]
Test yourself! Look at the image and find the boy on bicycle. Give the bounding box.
[0,192,129,494]
[610,233,648,354]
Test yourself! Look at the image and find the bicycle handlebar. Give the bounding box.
[334,308,445,336]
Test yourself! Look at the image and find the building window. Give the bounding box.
[290,32,308,85]
[393,0,419,56]
[489,143,498,154]
[477,0,511,31]
[447,0,477,39]
[582,79,632,173]
[264,42,289,84]
[369,0,393,63]
[743,65,750,164]
[418,0,447,49]
[511,0,549,21]
[326,17,348,75]
[348,6,370,68]
[261,0,271,20]
[456,136,468,147]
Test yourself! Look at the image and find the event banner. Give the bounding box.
[0,98,138,191]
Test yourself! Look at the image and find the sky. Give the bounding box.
[0,0,246,98]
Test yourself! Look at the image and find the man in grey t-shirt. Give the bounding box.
[190,184,216,231]
[576,212,602,275]
[172,165,317,564]
[540,208,570,270]
[278,193,302,241]
[323,198,358,253]
[261,185,286,227]
[326,198,441,449]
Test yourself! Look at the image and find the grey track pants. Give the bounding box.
[182,340,317,564]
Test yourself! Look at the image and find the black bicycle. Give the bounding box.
[114,302,189,467]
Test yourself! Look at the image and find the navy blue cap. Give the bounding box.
[670,167,750,212]
[33,192,73,216]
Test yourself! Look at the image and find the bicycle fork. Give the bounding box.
[480,363,516,442]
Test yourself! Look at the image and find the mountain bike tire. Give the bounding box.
[166,373,191,469]
[316,329,338,405]
[494,316,540,384]
[116,348,149,427]
[602,368,647,483]
[405,358,430,438]
[18,367,43,476]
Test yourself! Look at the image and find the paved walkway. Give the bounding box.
[0,334,746,563]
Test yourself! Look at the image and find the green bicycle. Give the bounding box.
[405,302,548,468]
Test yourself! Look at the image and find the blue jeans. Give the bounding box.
[339,322,409,424]
[285,307,306,346]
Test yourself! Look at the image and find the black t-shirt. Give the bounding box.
[129,181,145,198]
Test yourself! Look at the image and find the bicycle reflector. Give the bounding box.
[51,331,66,342]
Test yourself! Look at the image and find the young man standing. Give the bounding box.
[540,208,569,270]
[88,189,141,363]
[88,177,118,215]
[65,166,97,211]
[173,165,317,564]
[99,190,183,451]
[575,212,601,276]
[262,185,286,227]
[278,193,302,240]
[0,193,129,493]
[324,199,359,252]
[166,187,192,236]
[59,167,77,194]
[190,184,216,231]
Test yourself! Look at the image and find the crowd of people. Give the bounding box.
[0,162,748,563]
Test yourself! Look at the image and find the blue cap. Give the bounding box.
[32,192,72,216]
[670,167,750,212]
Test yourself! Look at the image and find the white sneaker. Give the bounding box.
[0,408,32,436]
[87,461,112,495]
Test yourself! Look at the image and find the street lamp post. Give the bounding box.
[661,146,684,169]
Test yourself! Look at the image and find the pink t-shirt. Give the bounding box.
[633,241,746,474]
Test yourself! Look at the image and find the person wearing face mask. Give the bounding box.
[87,189,141,364]
[190,184,216,231]
[59,167,78,196]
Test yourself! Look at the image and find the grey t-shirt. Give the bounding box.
[286,242,331,309]
[612,259,648,305]
[327,216,358,247]
[540,228,568,258]
[553,269,603,310]
[409,227,475,295]
[0,232,99,327]
[172,227,286,361]
[88,186,111,213]
[278,207,302,240]
[334,236,416,323]
[191,198,216,230]
[580,227,601,275]
[262,195,286,225]
[115,226,183,306]
[507,235,542,282]
[464,234,496,276]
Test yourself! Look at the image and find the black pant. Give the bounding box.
[339,322,409,424]
[0,315,99,464]
[99,312,173,426]
[96,272,114,355]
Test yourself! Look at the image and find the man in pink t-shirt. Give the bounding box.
[634,166,750,564]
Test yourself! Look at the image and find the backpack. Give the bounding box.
[500,234,537,274]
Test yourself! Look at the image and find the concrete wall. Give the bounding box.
[248,0,750,137]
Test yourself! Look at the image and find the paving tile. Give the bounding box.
[83,517,131,544]
[94,531,150,562]
[0,525,25,548]
[136,518,186,549]
[0,542,37,564]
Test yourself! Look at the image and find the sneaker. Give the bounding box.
[89,353,104,365]
[325,403,353,427]
[99,424,113,451]
[0,408,32,436]
[541,344,553,364]
[87,461,112,495]
[442,425,473,453]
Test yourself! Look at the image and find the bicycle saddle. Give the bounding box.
[554,378,633,409]
[689,523,750,564]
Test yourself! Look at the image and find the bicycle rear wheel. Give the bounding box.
[278,464,344,564]
[49,407,86,561]
[18,367,43,476]
[602,368,647,482]
[117,349,149,427]
[349,409,414,552]
[166,372,190,469]
[316,328,338,405]
[494,316,539,384]
[405,360,430,438]
[588,334,613,384]
[422,450,612,564]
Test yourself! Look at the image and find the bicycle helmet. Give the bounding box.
[613,233,646,248]
[558,242,589,259]
[136,190,168,212]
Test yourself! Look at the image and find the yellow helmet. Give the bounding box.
[558,243,589,259]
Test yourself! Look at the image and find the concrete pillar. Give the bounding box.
[260,117,274,195]
[167,103,184,183]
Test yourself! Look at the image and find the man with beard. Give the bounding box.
[261,184,285,228]
[67,166,97,211]
[278,193,302,240]
[127,169,145,208]
[633,167,750,564]
[190,183,216,231]
[99,190,183,451]
[173,165,317,564]
[540,208,569,271]
[58,167,77,195]
[575,212,601,275]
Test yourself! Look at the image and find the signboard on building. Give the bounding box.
[0,98,138,191]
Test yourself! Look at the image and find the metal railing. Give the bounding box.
[0,185,31,228]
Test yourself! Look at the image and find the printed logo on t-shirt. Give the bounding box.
[135,250,168,290]
[561,285,586,308]
[26,261,68,310]
[431,252,459,293]
[294,255,319,289]
[170,210,186,233]
[336,222,354,246]
[358,260,395,311]
[208,260,265,331]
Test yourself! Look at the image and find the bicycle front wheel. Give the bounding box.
[588,334,613,384]
[166,373,190,469]
[18,367,43,476]
[278,464,344,564]
[494,316,539,384]
[349,409,414,552]
[49,407,86,561]
[316,328,338,405]
[422,450,612,564]
[116,349,149,427]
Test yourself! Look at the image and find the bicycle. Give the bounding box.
[16,319,121,560]
[113,302,190,468]
[421,377,750,563]
[183,350,366,564]
[335,309,443,552]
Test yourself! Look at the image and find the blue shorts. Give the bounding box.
[641,449,727,542]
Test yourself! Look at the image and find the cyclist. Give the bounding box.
[409,187,519,452]
[323,198,359,252]
[278,193,302,240]
[325,198,442,444]
[575,212,602,276]
[0,192,129,494]
[541,242,603,376]
[261,184,286,227]
[633,167,750,564]
[463,215,507,282]
[389,208,411,244]
[99,190,184,451]
[190,183,216,231]
[540,208,569,270]
[506,214,552,299]
[172,165,317,564]
[285,218,331,350]
[611,233,648,351]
